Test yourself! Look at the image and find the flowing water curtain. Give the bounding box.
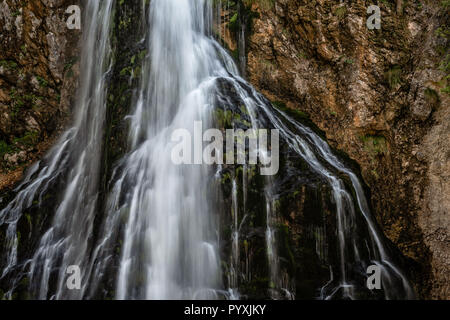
[89,0,224,300]
[26,0,115,300]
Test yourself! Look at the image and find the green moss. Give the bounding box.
[334,6,347,20]
[439,54,450,73]
[120,66,133,76]
[435,26,450,39]
[35,75,48,87]
[240,104,249,115]
[138,49,147,60]
[379,0,392,8]
[0,60,18,69]
[228,12,239,32]
[386,66,402,89]
[344,57,354,65]
[64,56,78,78]
[221,172,232,184]
[13,131,39,146]
[0,140,13,157]
[214,109,234,128]
[118,17,131,30]
[277,222,296,270]
[438,54,450,95]
[441,85,450,95]
[273,101,310,120]
[231,48,239,61]
[360,135,388,157]
[25,214,32,230]
[16,231,21,245]
[424,87,440,104]
[271,101,286,109]
[371,169,379,180]
[297,51,308,59]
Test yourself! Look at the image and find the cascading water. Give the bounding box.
[0,1,114,299]
[97,0,224,300]
[0,0,415,300]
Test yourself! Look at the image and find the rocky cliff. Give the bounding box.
[221,0,448,298]
[0,0,80,191]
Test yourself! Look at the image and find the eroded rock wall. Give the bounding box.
[0,0,80,191]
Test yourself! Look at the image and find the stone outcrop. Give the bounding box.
[0,0,80,191]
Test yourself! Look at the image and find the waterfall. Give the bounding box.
[0,1,114,299]
[91,0,224,300]
[0,0,415,300]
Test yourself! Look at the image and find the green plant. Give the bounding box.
[297,51,308,59]
[386,66,402,89]
[36,76,48,87]
[334,6,347,20]
[13,131,39,146]
[424,88,440,104]
[435,27,450,39]
[64,56,78,76]
[0,140,13,157]
[344,57,354,65]
[0,60,18,69]
[214,109,233,128]
[360,135,388,157]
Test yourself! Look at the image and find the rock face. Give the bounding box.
[229,0,449,298]
[0,0,80,190]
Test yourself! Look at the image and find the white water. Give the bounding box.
[91,0,225,300]
[0,0,415,300]
[0,1,114,299]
